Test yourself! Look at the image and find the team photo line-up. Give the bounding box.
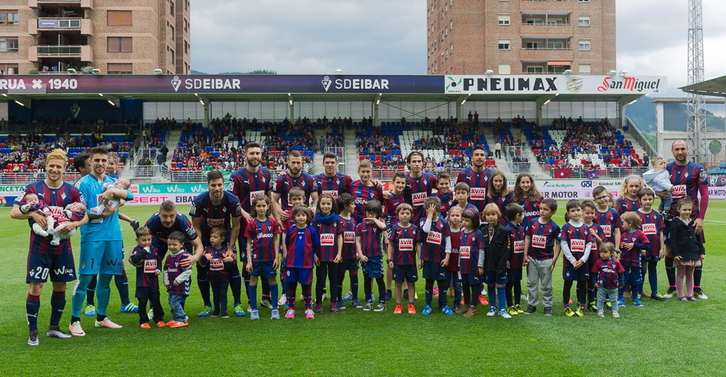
[12,138,708,346]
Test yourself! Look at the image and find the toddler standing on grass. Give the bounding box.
[591,242,624,318]
[163,231,192,328]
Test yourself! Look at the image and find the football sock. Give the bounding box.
[26,293,40,331]
[49,290,66,326]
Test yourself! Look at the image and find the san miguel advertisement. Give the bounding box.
[444,75,667,95]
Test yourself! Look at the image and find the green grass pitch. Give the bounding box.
[1,201,724,376]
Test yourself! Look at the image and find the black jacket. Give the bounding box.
[669,218,705,261]
[481,223,510,275]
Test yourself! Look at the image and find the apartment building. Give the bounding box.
[427,0,616,75]
[0,0,190,75]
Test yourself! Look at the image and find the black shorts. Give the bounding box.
[422,261,447,281]
[563,265,590,281]
[27,252,76,283]
[135,285,161,299]
[339,258,359,272]
[507,268,523,282]
[393,264,418,283]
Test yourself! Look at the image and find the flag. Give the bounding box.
[554,168,571,178]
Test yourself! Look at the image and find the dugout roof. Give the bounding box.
[681,75,726,97]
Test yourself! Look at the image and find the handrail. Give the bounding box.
[625,116,658,158]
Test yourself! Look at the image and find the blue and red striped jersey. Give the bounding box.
[486,191,513,226]
[164,251,191,296]
[244,217,281,262]
[383,192,406,231]
[456,167,494,212]
[616,197,640,215]
[405,172,437,225]
[447,229,462,272]
[348,180,383,225]
[619,230,649,267]
[356,221,384,258]
[229,166,273,214]
[506,222,526,269]
[585,222,606,252]
[285,225,318,268]
[388,223,419,266]
[637,210,665,258]
[520,197,542,230]
[436,191,453,219]
[145,212,198,258]
[591,258,625,289]
[130,245,160,288]
[17,181,82,255]
[189,191,242,246]
[315,172,352,199]
[666,161,709,219]
[312,219,343,262]
[526,219,560,260]
[593,208,622,244]
[273,172,318,210]
[339,215,357,259]
[459,229,485,276]
[419,217,451,263]
[205,245,229,282]
[559,223,593,268]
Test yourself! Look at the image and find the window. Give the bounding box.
[547,41,564,49]
[0,11,19,25]
[107,37,132,53]
[169,48,175,63]
[0,37,19,52]
[579,64,591,74]
[498,64,511,74]
[0,64,18,74]
[108,63,132,74]
[526,42,543,49]
[107,10,132,26]
[526,66,544,74]
[579,0,590,2]
[169,0,175,14]
[498,39,510,50]
[578,16,590,26]
[498,15,510,25]
[578,39,591,50]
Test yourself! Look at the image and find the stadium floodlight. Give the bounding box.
[484,70,494,75]
[607,70,617,77]
[67,68,77,74]
[335,69,343,74]
[618,70,628,77]
[563,69,573,75]
[154,69,163,74]
[91,69,102,75]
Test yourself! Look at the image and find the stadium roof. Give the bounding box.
[680,75,726,97]
[0,74,663,105]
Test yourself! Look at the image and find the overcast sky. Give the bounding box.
[190,0,726,96]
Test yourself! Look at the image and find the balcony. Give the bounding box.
[29,18,92,35]
[30,45,92,62]
[519,48,574,61]
[520,23,574,36]
[29,0,92,9]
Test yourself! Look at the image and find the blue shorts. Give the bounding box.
[507,268,523,282]
[135,285,161,299]
[79,240,124,275]
[339,258,359,272]
[484,271,508,285]
[251,261,276,278]
[286,267,313,285]
[26,252,76,283]
[461,273,481,286]
[563,265,590,281]
[423,260,447,281]
[362,256,384,279]
[393,264,418,283]
[621,266,643,286]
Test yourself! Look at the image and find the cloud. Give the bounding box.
[191,0,726,94]
[191,0,425,74]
